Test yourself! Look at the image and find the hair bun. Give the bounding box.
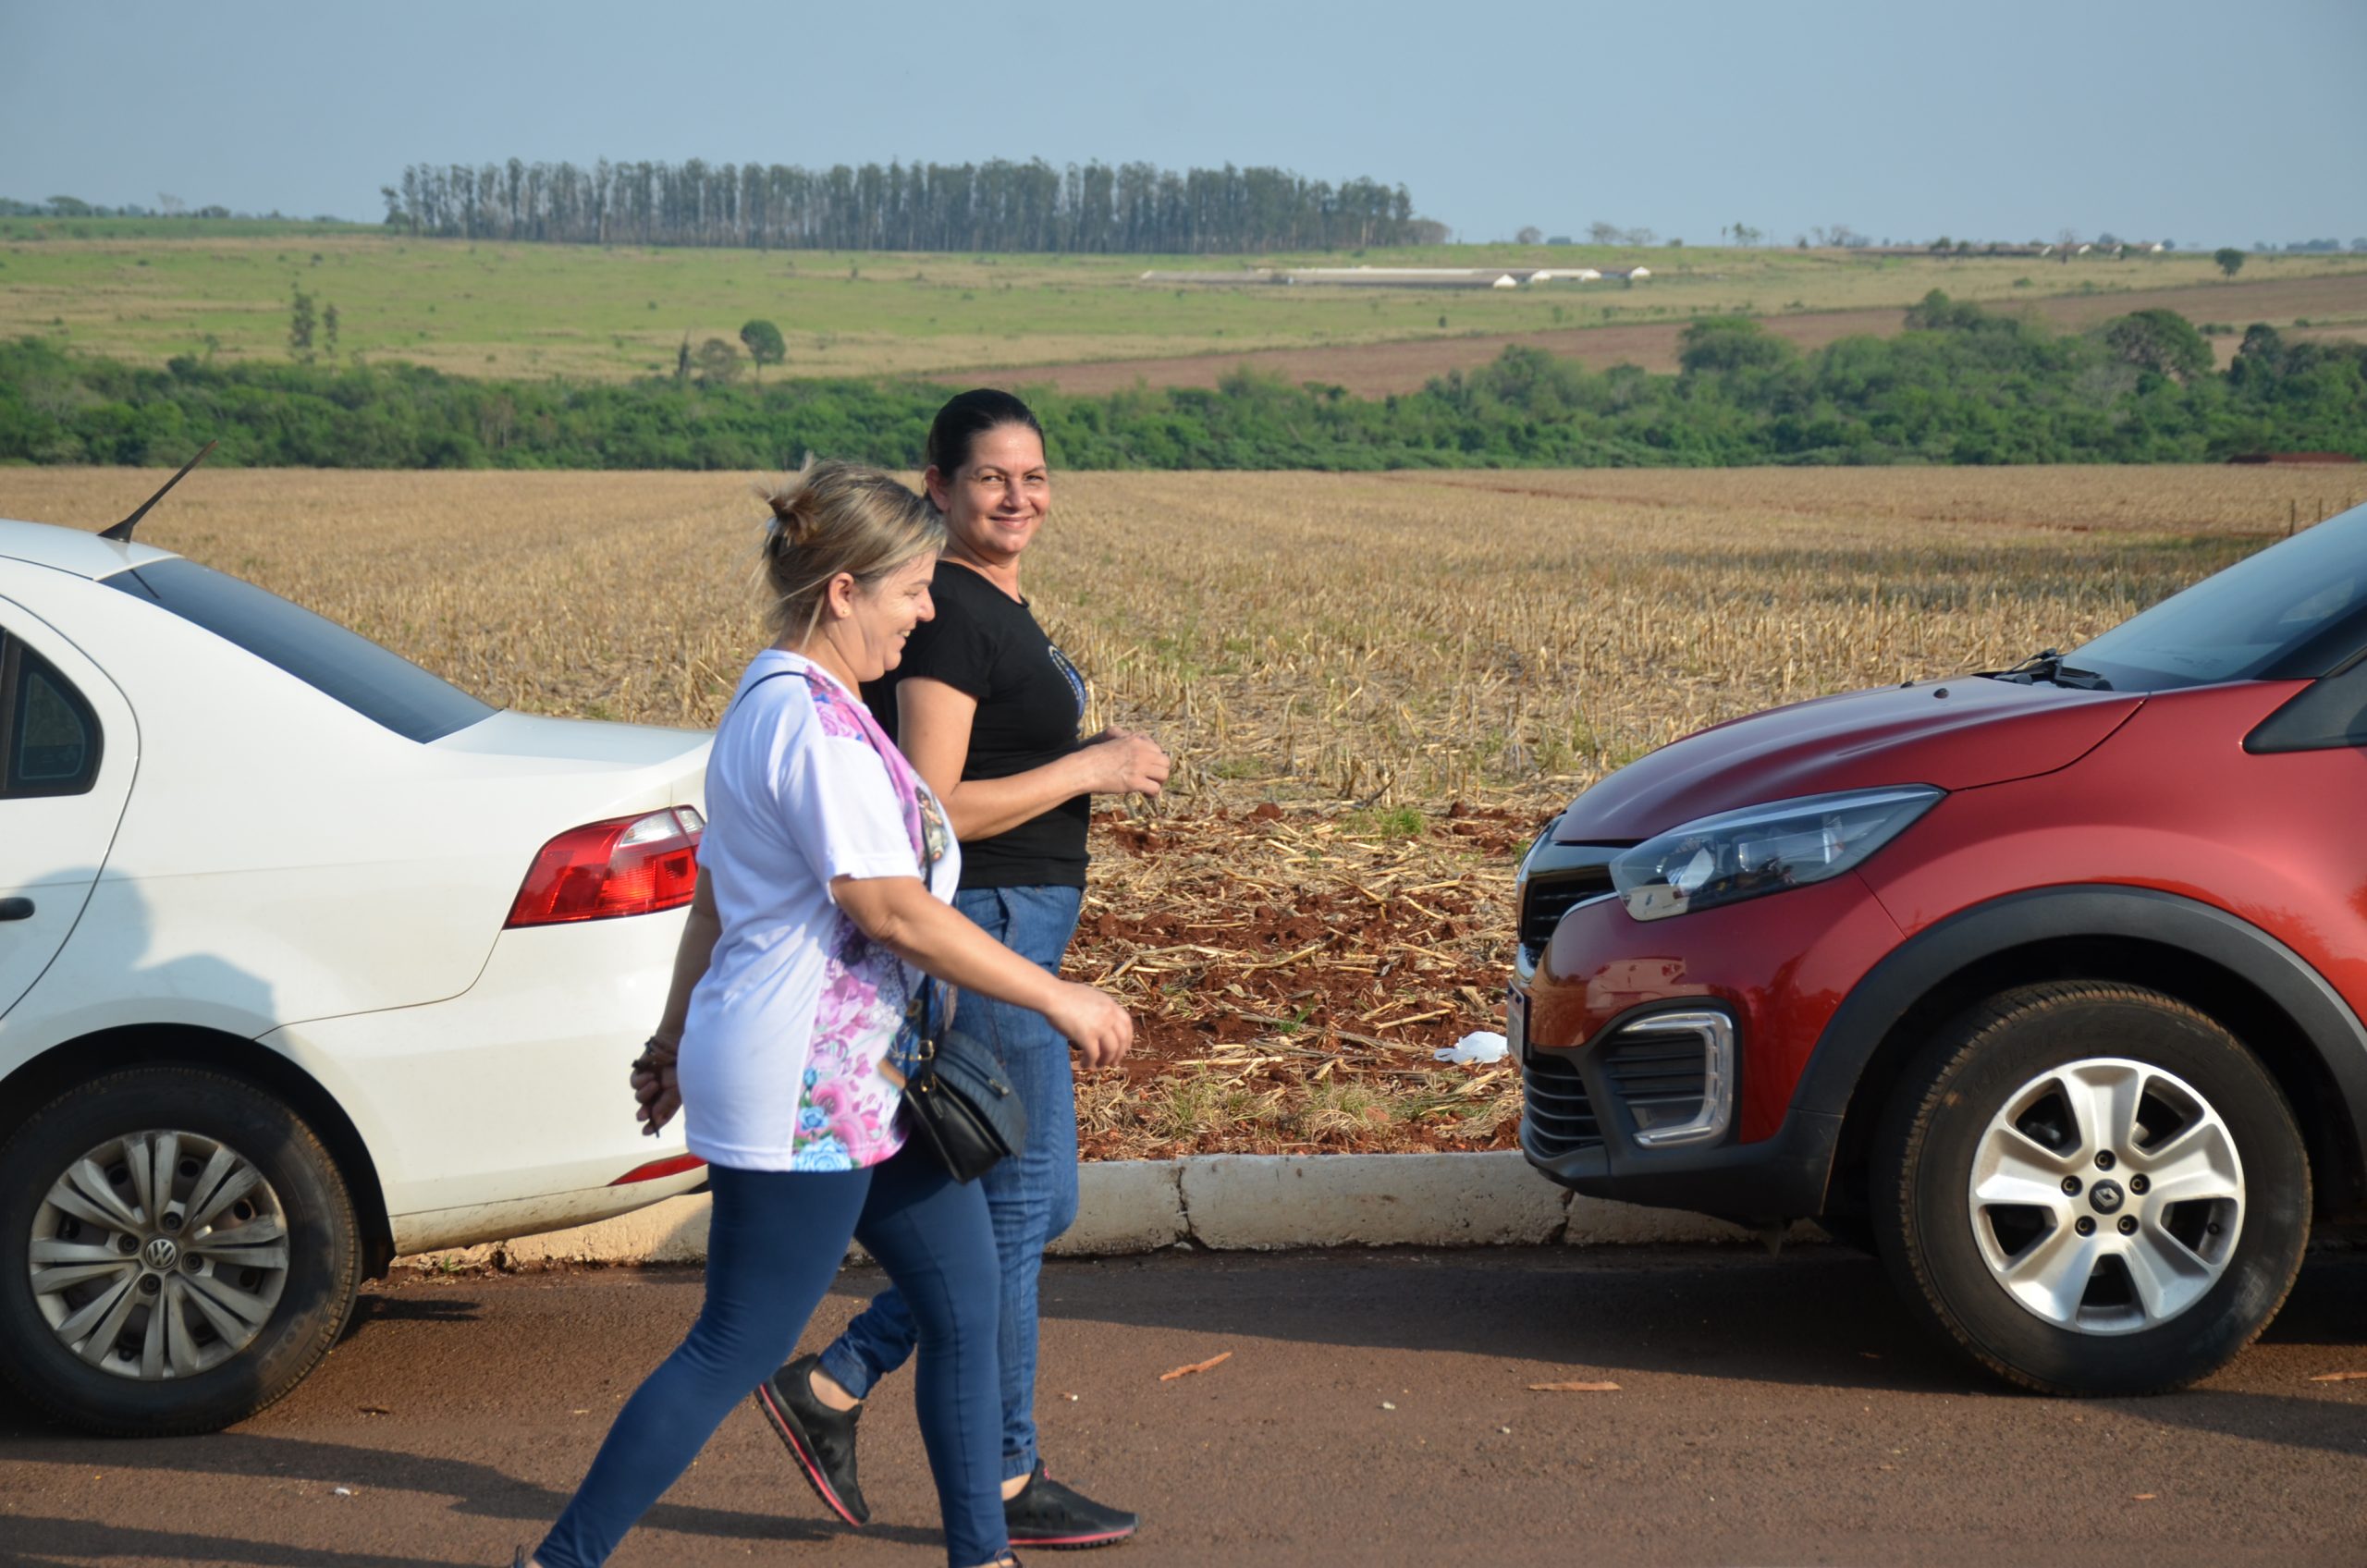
[759,456,820,550]
[764,503,805,550]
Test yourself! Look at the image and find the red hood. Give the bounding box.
[1558,679,2143,841]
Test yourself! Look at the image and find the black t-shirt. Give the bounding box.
[861,561,1090,889]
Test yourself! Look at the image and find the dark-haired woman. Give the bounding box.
[523,461,1134,1568]
[755,392,1166,1550]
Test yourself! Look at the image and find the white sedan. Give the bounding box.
[0,512,711,1436]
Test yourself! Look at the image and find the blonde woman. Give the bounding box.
[519,462,1132,1568]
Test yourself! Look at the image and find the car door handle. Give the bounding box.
[0,898,32,921]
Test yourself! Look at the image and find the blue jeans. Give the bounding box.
[538,1150,1005,1568]
[820,882,1084,1480]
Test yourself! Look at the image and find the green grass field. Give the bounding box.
[5,216,2362,384]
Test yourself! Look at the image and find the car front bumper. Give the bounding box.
[1519,1062,1844,1220]
[1512,867,1902,1221]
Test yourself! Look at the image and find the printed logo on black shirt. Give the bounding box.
[1046,643,1087,725]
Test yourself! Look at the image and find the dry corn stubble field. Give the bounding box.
[3,465,2349,1157]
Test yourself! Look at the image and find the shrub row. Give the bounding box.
[4,295,2360,472]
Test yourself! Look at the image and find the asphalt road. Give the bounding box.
[4,1244,2362,1568]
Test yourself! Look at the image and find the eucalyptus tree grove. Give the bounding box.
[379,158,1424,253]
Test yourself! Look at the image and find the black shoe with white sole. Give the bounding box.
[753,1354,870,1526]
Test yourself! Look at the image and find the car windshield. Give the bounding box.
[105,557,496,742]
[2065,504,2367,690]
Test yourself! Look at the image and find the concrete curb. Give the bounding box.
[399,1152,1811,1270]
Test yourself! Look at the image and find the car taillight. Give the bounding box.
[506,807,704,928]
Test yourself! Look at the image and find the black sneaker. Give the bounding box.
[753,1354,870,1526]
[1004,1461,1138,1550]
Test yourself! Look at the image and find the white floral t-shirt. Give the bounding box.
[677,651,958,1172]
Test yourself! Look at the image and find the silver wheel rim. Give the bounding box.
[27,1130,290,1380]
[1967,1056,2244,1336]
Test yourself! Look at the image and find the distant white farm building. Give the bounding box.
[1600,265,1651,281]
[1138,269,1282,285]
[1284,266,1523,289]
[1135,263,1626,291]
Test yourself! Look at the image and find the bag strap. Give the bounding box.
[730,660,952,1065]
[821,686,955,1071]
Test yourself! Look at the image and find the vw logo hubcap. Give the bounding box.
[31,1128,294,1383]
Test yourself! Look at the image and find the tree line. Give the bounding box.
[2,196,235,220]
[6,295,2361,471]
[376,159,1434,254]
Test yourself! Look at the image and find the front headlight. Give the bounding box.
[1610,786,1943,922]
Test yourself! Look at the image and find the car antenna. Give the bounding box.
[99,439,217,543]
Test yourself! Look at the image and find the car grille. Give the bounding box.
[1519,869,1614,957]
[1603,1035,1708,1134]
[1521,1052,1602,1158]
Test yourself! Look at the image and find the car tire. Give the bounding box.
[0,1066,361,1436]
[1872,981,2309,1396]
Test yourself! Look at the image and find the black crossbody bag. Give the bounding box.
[884,800,1028,1182]
[889,971,1029,1185]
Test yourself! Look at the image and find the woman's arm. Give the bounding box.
[632,866,721,1134]
[898,677,1169,841]
[831,873,1132,1067]
[654,866,721,1045]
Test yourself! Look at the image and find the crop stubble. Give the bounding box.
[2,465,2344,1156]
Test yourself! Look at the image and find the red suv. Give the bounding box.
[1512,508,2366,1394]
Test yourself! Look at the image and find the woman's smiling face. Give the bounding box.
[842,551,938,681]
[930,423,1049,569]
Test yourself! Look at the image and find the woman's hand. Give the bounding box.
[632,1037,682,1135]
[1043,980,1133,1069]
[632,870,717,1138]
[632,1065,681,1135]
[1080,728,1170,798]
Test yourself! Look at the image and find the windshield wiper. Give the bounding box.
[1999,648,2114,690]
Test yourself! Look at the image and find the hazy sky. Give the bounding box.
[5,0,2361,248]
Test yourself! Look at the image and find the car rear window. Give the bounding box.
[104,557,496,742]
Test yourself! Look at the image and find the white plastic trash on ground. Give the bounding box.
[1436,1031,1509,1064]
